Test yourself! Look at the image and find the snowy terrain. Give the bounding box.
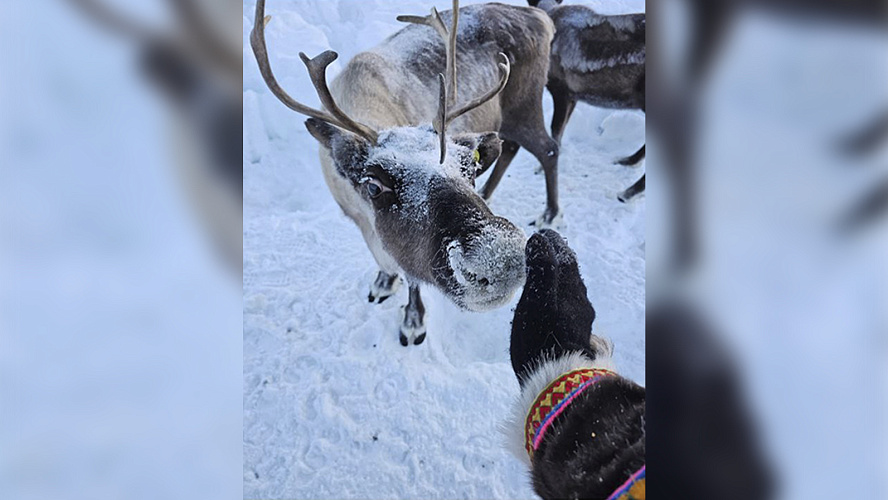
[242,1,645,497]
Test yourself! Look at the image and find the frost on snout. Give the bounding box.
[446,219,527,311]
[365,127,525,311]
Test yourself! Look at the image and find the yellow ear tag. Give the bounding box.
[473,149,481,164]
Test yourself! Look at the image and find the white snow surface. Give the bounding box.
[242,1,645,498]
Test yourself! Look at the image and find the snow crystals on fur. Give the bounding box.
[552,9,645,73]
[367,127,471,221]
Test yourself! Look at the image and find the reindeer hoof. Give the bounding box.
[617,155,641,167]
[534,210,564,230]
[369,293,393,304]
[369,272,401,304]
[398,324,427,346]
[618,177,645,203]
[617,146,646,167]
[618,189,644,203]
[370,293,394,304]
[399,312,427,346]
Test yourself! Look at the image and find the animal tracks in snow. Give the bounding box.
[373,374,409,406]
[461,435,496,476]
[302,441,329,471]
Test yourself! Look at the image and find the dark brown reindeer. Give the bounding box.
[251,0,565,345]
[521,0,646,204]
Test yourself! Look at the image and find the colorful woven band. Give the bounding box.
[524,367,615,458]
[606,465,645,500]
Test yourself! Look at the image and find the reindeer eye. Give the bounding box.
[363,178,390,199]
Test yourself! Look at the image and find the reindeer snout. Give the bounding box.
[447,219,526,311]
[450,248,493,288]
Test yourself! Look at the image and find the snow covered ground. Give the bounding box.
[242,1,645,497]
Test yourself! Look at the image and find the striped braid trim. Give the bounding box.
[607,465,645,500]
[524,367,616,458]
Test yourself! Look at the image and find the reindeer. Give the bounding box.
[250,0,564,345]
[523,0,646,203]
[66,0,243,270]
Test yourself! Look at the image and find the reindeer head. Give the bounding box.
[251,0,526,311]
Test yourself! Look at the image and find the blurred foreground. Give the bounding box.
[0,1,242,499]
[647,0,888,498]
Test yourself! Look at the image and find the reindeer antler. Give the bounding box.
[396,8,448,38]
[434,73,448,163]
[397,3,457,107]
[250,0,379,144]
[399,0,511,163]
[446,0,459,107]
[299,51,380,143]
[445,53,511,126]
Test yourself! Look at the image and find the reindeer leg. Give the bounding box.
[479,139,520,201]
[618,174,645,203]
[518,132,561,228]
[617,144,646,167]
[549,83,577,146]
[368,270,401,303]
[500,52,561,227]
[399,281,426,346]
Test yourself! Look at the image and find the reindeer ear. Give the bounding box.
[305,118,340,149]
[305,118,370,181]
[452,132,502,175]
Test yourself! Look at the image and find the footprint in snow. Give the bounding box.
[300,389,320,421]
[461,435,495,476]
[320,426,346,445]
[282,355,320,384]
[302,441,328,471]
[373,374,408,406]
